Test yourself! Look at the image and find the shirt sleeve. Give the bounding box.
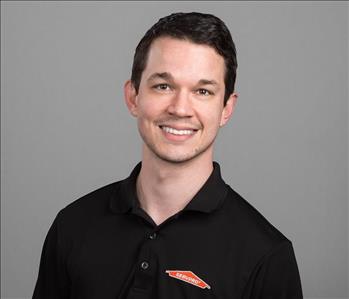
[32,212,70,299]
[242,240,303,299]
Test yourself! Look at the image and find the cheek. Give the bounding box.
[137,101,156,118]
[201,107,223,130]
[137,101,165,132]
[137,93,166,118]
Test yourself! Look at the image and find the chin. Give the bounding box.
[152,147,207,164]
[142,135,215,164]
[156,154,195,164]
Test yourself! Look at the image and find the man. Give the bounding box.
[33,12,303,299]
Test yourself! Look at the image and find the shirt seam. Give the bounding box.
[240,239,292,296]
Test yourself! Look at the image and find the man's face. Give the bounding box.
[125,37,236,164]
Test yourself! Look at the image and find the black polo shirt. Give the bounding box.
[33,161,303,299]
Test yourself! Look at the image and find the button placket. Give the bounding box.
[131,232,157,292]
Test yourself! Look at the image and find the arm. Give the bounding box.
[242,240,303,299]
[32,212,70,299]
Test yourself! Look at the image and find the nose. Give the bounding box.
[167,90,194,117]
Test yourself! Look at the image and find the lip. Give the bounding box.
[159,125,199,131]
[159,125,198,142]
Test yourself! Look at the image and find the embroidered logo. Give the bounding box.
[165,270,211,289]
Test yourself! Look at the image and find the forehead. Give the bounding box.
[142,37,225,84]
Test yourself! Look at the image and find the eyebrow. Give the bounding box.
[197,79,218,86]
[146,72,219,86]
[147,72,175,83]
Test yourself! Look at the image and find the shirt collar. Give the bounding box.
[109,161,228,215]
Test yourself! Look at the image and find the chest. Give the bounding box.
[67,213,249,299]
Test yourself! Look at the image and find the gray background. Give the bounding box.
[1,1,348,299]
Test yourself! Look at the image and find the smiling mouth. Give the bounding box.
[159,125,198,136]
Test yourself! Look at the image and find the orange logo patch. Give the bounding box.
[165,270,211,289]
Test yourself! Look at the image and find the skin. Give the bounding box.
[124,37,238,225]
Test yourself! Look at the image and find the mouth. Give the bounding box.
[159,125,198,136]
[158,125,199,141]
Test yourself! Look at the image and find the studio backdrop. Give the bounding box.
[1,1,348,299]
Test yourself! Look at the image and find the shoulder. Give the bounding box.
[53,179,122,238]
[220,185,292,259]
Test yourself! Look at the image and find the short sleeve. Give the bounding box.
[32,212,70,299]
[242,240,303,299]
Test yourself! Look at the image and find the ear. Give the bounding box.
[220,92,238,127]
[124,80,138,117]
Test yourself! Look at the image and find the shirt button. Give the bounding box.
[149,232,157,240]
[141,261,149,270]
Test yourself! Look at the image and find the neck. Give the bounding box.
[136,147,214,226]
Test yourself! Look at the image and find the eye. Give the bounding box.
[197,88,213,96]
[153,83,171,91]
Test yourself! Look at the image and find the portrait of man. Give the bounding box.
[2,1,348,299]
[32,12,303,299]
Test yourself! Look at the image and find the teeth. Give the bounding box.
[161,126,195,135]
